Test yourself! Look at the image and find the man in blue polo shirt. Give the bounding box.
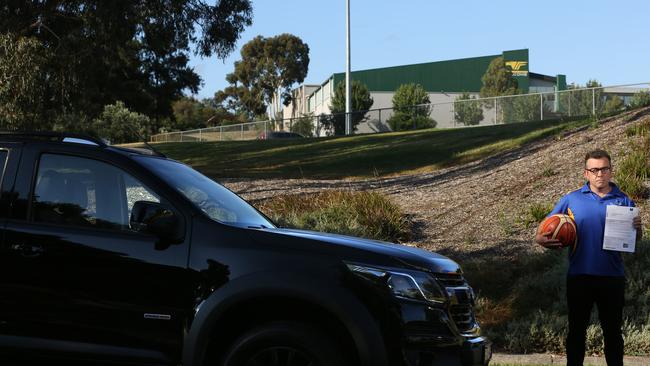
[535,149,643,366]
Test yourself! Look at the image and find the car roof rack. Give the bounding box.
[0,131,166,157]
[0,131,107,147]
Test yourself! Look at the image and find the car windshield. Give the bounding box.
[135,156,274,228]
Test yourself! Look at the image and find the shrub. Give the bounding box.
[387,112,436,131]
[542,166,556,177]
[255,190,411,243]
[616,145,649,199]
[603,95,625,114]
[388,83,436,131]
[625,120,650,137]
[559,80,604,117]
[521,202,554,228]
[324,80,374,135]
[289,113,314,137]
[500,94,552,124]
[93,101,152,144]
[630,90,650,109]
[454,92,484,126]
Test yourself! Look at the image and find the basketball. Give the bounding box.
[539,214,577,248]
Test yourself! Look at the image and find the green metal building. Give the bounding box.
[304,48,566,117]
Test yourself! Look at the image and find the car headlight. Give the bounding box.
[345,263,447,304]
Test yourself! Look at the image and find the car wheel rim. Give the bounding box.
[244,346,315,366]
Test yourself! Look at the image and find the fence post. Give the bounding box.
[592,89,596,115]
[241,124,244,140]
[199,129,202,142]
[452,101,455,127]
[540,93,543,121]
[180,131,183,142]
[379,109,382,127]
[494,99,497,124]
[220,126,223,141]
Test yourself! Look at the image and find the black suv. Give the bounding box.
[0,132,491,366]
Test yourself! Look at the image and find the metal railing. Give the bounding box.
[150,82,650,142]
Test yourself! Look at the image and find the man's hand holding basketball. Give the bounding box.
[535,230,563,249]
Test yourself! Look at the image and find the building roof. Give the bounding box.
[312,49,559,95]
[332,54,498,93]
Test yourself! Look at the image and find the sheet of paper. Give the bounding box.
[603,205,639,252]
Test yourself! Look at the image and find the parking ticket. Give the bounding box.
[603,205,639,253]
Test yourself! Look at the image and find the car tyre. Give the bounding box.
[220,321,350,366]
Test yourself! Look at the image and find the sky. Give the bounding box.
[188,0,650,99]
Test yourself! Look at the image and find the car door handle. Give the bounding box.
[10,243,45,258]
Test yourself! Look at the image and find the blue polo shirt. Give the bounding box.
[549,182,635,277]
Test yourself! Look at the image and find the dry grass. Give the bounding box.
[255,190,412,243]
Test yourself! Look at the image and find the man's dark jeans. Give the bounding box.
[566,275,625,366]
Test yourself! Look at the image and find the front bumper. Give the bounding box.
[403,336,492,366]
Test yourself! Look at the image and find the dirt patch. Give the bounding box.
[222,108,650,263]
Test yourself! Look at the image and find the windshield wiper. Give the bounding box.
[247,224,270,229]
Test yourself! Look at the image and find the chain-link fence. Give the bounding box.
[150,120,274,142]
[151,82,650,142]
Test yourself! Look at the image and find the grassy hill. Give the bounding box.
[154,118,593,179]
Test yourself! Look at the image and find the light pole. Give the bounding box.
[345,0,351,135]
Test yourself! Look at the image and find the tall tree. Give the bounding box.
[217,34,309,120]
[480,57,518,98]
[0,33,52,130]
[0,0,253,129]
[215,76,267,120]
[323,80,374,135]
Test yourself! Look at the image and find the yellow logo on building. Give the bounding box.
[505,61,528,76]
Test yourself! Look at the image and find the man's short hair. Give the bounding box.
[584,149,611,166]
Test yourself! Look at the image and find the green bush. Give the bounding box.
[625,120,650,137]
[289,113,314,137]
[93,101,152,144]
[255,190,411,243]
[388,83,436,131]
[521,202,554,228]
[603,95,625,114]
[454,92,484,126]
[630,90,650,109]
[558,80,603,117]
[499,94,551,124]
[324,80,374,135]
[615,145,649,199]
[387,111,436,131]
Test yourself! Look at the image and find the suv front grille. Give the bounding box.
[435,273,478,334]
[435,273,465,287]
[449,304,475,332]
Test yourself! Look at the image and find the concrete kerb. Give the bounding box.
[491,353,650,365]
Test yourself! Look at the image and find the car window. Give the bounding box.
[32,154,160,231]
[134,156,274,228]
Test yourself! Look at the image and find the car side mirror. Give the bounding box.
[130,201,184,246]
